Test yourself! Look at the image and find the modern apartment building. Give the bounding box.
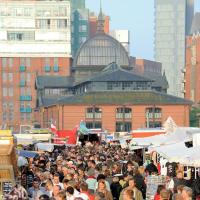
[0,0,71,131]
[154,0,194,97]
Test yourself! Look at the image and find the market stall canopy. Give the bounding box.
[129,127,200,149]
[149,142,200,167]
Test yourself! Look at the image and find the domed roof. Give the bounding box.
[74,33,130,67]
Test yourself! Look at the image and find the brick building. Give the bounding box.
[0,0,71,131]
[185,13,200,106]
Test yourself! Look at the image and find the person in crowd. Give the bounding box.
[39,194,50,200]
[86,168,97,194]
[119,178,143,200]
[160,189,171,200]
[122,189,135,200]
[168,171,188,193]
[181,187,193,200]
[53,173,64,189]
[54,191,66,200]
[95,179,113,200]
[154,185,166,200]
[145,160,158,175]
[110,176,122,200]
[76,182,95,200]
[28,177,45,200]
[45,179,54,198]
[52,185,61,198]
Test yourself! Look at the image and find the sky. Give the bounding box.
[86,0,200,61]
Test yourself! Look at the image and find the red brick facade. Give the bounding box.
[41,104,190,132]
[89,15,110,38]
[0,57,71,131]
[185,35,200,106]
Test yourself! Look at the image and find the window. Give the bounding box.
[3,87,7,97]
[27,73,31,82]
[57,19,67,28]
[8,58,13,68]
[2,73,7,82]
[86,122,102,129]
[36,19,51,29]
[116,107,132,119]
[54,57,58,66]
[2,112,7,121]
[2,102,7,110]
[79,25,87,32]
[116,122,132,132]
[8,73,13,82]
[26,58,31,67]
[86,107,102,118]
[9,102,14,110]
[44,57,50,66]
[20,58,25,66]
[2,58,7,68]
[8,87,13,97]
[9,112,14,120]
[20,113,25,121]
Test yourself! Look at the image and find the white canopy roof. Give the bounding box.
[129,127,200,148]
[149,142,200,167]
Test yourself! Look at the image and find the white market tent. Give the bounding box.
[149,142,200,167]
[129,127,200,149]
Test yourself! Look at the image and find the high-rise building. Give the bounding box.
[110,30,130,54]
[71,8,89,57]
[154,0,194,97]
[185,13,200,106]
[0,0,71,131]
[71,0,85,12]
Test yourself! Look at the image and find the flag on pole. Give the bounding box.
[50,123,57,135]
[79,121,89,135]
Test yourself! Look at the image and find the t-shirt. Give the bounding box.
[166,162,177,177]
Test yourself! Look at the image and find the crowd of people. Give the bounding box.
[3,141,200,200]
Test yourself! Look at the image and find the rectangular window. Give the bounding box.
[3,87,7,97]
[8,58,13,68]
[2,112,7,121]
[8,73,13,82]
[20,58,25,66]
[9,112,14,120]
[2,58,7,68]
[20,113,25,121]
[26,87,31,95]
[8,87,13,97]
[54,57,58,66]
[2,102,7,110]
[26,58,31,67]
[2,73,7,82]
[116,122,132,132]
[9,102,14,110]
[86,122,102,129]
[27,73,31,82]
[57,19,67,28]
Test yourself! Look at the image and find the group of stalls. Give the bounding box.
[129,127,200,178]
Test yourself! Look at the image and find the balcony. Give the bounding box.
[20,66,26,72]
[53,65,59,72]
[20,107,32,113]
[20,95,32,101]
[19,80,26,87]
[44,66,51,72]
